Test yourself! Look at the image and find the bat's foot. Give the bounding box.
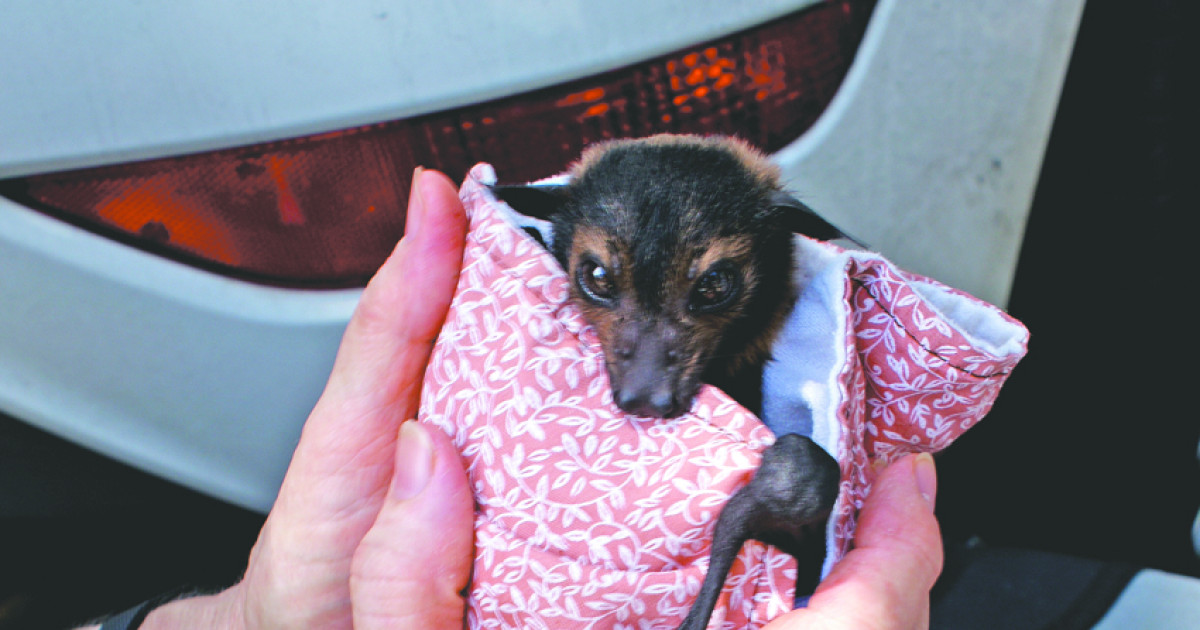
[747,433,840,548]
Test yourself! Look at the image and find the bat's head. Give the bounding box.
[494,135,855,418]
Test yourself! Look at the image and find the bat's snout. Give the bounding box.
[606,321,693,418]
[615,385,678,419]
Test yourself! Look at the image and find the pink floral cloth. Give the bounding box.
[419,164,1029,629]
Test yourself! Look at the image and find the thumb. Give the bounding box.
[351,421,475,629]
[765,453,943,630]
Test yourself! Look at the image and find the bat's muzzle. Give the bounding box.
[607,320,692,418]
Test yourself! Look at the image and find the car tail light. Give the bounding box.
[1,0,875,287]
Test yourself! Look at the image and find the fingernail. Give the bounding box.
[914,452,937,510]
[393,420,434,500]
[405,166,427,238]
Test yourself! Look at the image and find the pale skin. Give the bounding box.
[80,168,943,630]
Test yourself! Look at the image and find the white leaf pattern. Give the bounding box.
[420,165,1028,629]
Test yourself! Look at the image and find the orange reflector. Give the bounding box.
[9,129,410,286]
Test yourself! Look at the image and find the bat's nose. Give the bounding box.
[609,322,686,417]
[615,386,678,418]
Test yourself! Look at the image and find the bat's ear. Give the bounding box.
[490,184,571,220]
[770,191,867,248]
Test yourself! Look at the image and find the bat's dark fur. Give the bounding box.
[493,135,846,630]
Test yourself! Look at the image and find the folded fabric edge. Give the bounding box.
[844,251,1029,374]
[906,278,1029,361]
[763,235,856,581]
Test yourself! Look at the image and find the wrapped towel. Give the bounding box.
[419,163,1029,629]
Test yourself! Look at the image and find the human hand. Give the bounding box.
[128,167,474,629]
[763,453,943,630]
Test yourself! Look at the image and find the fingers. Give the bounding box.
[326,167,469,423]
[240,169,468,629]
[764,453,943,630]
[351,421,475,630]
[287,167,468,506]
[815,453,941,627]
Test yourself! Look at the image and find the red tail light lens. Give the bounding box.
[1,0,875,287]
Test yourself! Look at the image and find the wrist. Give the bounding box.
[139,582,246,630]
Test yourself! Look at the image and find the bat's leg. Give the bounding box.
[677,433,840,630]
[677,485,757,630]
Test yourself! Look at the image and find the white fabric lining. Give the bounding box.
[910,279,1029,359]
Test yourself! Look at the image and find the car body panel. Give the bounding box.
[777,0,1084,312]
[0,0,816,178]
[0,196,357,509]
[0,0,1084,511]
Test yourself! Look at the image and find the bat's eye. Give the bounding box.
[577,259,616,304]
[690,265,741,313]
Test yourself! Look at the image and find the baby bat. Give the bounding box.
[492,134,847,630]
